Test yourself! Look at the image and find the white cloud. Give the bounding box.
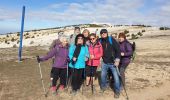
[1,0,170,28]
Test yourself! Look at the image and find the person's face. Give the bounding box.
[74,29,80,35]
[77,37,83,44]
[118,37,125,42]
[100,32,107,38]
[112,34,117,39]
[83,31,89,38]
[90,36,97,43]
[62,39,68,46]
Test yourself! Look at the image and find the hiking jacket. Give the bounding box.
[86,41,103,67]
[119,39,133,66]
[100,36,121,64]
[39,44,69,68]
[49,39,61,50]
[69,44,89,69]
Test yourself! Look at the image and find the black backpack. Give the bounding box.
[125,41,136,61]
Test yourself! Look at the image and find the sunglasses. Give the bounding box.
[90,38,95,40]
[101,32,107,35]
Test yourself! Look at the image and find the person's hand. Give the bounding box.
[72,57,77,62]
[90,55,94,59]
[36,56,41,63]
[121,52,125,56]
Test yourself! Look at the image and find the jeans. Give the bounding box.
[101,62,120,93]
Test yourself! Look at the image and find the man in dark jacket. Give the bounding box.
[99,29,121,98]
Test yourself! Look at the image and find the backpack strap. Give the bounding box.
[108,36,113,45]
[100,36,113,45]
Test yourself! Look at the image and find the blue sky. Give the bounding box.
[0,0,170,34]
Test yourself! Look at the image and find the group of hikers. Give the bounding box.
[37,27,134,98]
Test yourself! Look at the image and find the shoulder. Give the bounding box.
[125,40,131,45]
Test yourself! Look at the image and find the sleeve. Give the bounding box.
[69,44,74,60]
[40,45,59,61]
[111,38,121,60]
[124,42,133,57]
[94,43,103,60]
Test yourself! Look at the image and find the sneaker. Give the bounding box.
[114,93,120,98]
[51,86,57,95]
[59,85,65,91]
[99,88,106,93]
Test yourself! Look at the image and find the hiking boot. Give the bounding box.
[99,88,106,93]
[114,92,120,98]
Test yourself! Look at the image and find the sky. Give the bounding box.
[0,0,170,34]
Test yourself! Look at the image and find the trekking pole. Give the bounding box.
[66,62,69,89]
[66,60,74,93]
[36,56,47,97]
[38,63,47,97]
[91,48,94,94]
[90,66,94,94]
[116,66,129,100]
[81,68,85,95]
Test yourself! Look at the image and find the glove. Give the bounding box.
[36,56,41,63]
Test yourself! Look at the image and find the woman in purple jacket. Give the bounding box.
[118,33,133,87]
[37,36,69,94]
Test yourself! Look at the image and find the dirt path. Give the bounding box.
[128,81,170,100]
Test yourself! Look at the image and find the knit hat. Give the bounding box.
[100,29,108,34]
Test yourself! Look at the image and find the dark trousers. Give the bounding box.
[119,64,128,86]
[69,68,84,91]
[52,67,67,87]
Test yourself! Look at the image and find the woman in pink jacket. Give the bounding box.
[86,33,103,86]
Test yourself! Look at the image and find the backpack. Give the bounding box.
[125,41,136,61]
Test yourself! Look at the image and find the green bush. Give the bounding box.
[142,30,146,32]
[26,32,29,35]
[6,34,9,37]
[31,36,35,38]
[25,36,30,39]
[126,34,130,37]
[137,32,143,36]
[124,30,129,34]
[131,34,138,40]
[17,33,20,36]
[11,37,15,42]
[159,27,164,30]
[17,40,20,44]
[5,39,8,43]
[30,41,34,44]
[13,44,17,48]
[89,24,102,27]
